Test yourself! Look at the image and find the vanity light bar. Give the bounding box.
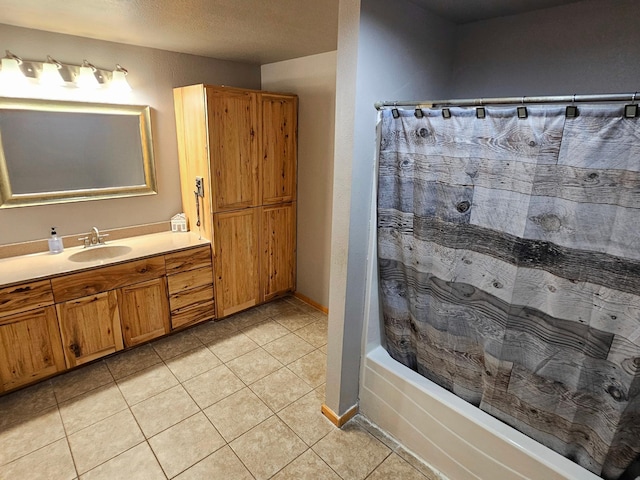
[0,50,131,90]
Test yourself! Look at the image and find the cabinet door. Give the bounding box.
[262,203,297,300]
[57,291,123,368]
[0,306,65,392]
[119,278,170,347]
[207,87,259,212]
[261,94,297,205]
[214,208,261,317]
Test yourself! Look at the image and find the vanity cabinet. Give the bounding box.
[0,239,215,395]
[56,291,123,368]
[0,281,65,392]
[174,84,297,318]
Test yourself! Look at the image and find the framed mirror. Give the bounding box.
[0,97,157,208]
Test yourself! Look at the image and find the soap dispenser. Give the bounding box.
[48,227,64,254]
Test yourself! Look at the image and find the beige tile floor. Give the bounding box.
[0,296,440,480]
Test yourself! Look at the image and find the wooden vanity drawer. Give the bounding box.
[170,284,214,312]
[167,266,213,295]
[51,256,166,303]
[171,300,215,330]
[164,246,212,274]
[0,280,54,319]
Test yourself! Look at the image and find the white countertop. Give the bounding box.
[0,231,211,288]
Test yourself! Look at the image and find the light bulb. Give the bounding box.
[40,60,64,87]
[110,64,131,93]
[0,56,27,89]
[76,60,100,89]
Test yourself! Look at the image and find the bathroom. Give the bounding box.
[1,0,640,478]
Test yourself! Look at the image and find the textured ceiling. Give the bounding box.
[0,0,340,64]
[0,0,586,64]
[411,0,584,24]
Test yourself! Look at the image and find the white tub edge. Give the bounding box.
[360,345,602,480]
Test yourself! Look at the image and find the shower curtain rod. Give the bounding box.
[374,92,639,110]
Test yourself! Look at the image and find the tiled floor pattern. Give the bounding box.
[0,296,441,480]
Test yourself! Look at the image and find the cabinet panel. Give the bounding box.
[57,291,123,368]
[164,245,212,274]
[52,257,166,303]
[261,94,297,205]
[119,278,170,348]
[174,85,214,242]
[0,280,54,319]
[0,306,65,392]
[207,87,259,212]
[262,203,296,300]
[214,208,261,317]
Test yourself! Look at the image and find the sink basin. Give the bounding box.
[68,245,133,263]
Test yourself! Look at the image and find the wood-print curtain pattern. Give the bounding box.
[377,105,640,479]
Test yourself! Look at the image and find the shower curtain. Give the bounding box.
[377,104,640,479]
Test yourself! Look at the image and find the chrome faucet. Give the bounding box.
[78,226,109,248]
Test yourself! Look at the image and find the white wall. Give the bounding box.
[0,23,260,245]
[261,52,337,308]
[326,0,455,415]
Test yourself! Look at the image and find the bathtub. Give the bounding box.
[359,345,603,480]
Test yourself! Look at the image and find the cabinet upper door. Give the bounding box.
[207,87,259,212]
[261,94,297,205]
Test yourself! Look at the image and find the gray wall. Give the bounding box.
[326,0,455,415]
[261,52,337,309]
[450,0,640,97]
[0,23,260,245]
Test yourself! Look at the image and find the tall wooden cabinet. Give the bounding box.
[174,84,297,318]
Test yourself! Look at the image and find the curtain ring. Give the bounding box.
[572,94,576,104]
[521,96,525,104]
[633,92,638,103]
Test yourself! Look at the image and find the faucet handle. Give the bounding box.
[78,236,91,248]
[97,233,109,245]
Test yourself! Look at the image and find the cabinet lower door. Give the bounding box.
[214,207,261,317]
[262,203,296,300]
[57,291,123,368]
[0,306,66,392]
[119,278,170,347]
